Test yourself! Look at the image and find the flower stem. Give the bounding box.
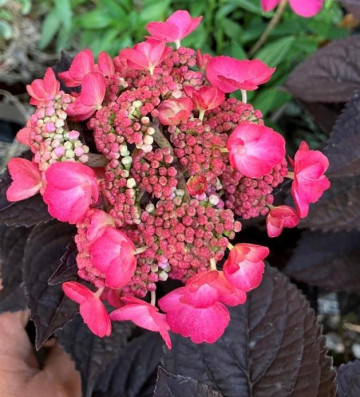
[150,290,156,306]
[286,171,294,179]
[135,246,148,255]
[227,242,234,250]
[248,0,288,58]
[95,287,105,298]
[87,153,107,167]
[210,258,217,271]
[241,90,247,104]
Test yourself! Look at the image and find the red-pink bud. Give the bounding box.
[186,174,207,196]
[158,97,193,126]
[43,162,99,224]
[196,49,212,71]
[6,158,42,202]
[223,243,269,291]
[226,123,285,178]
[184,85,225,113]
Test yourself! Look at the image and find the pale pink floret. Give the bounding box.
[184,85,225,113]
[159,287,230,344]
[109,297,172,349]
[223,243,269,291]
[66,72,106,121]
[266,205,299,238]
[26,68,60,106]
[58,49,95,87]
[226,123,286,178]
[146,10,202,46]
[90,226,136,289]
[6,158,42,201]
[158,98,193,126]
[43,162,99,224]
[62,281,111,337]
[261,0,323,17]
[120,39,167,75]
[291,141,330,218]
[206,56,275,93]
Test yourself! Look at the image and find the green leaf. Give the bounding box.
[138,0,171,25]
[228,0,264,15]
[55,0,72,30]
[39,9,61,49]
[18,0,31,14]
[230,40,247,59]
[221,18,242,40]
[255,36,296,67]
[0,20,12,40]
[252,88,291,116]
[77,10,112,29]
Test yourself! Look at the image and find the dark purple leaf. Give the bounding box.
[48,240,78,285]
[163,265,336,397]
[340,0,360,18]
[52,52,78,94]
[57,314,134,397]
[285,230,360,293]
[324,91,360,177]
[0,152,52,227]
[286,35,360,103]
[94,332,165,397]
[153,367,222,397]
[0,284,27,313]
[337,360,360,397]
[24,221,77,350]
[300,175,360,231]
[0,225,31,304]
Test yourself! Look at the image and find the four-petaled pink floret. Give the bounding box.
[266,205,300,238]
[291,141,330,218]
[146,10,202,47]
[90,226,136,289]
[6,158,42,202]
[206,56,275,93]
[26,68,60,106]
[261,0,323,18]
[158,97,194,126]
[226,123,286,178]
[110,297,172,349]
[43,162,99,224]
[62,281,111,337]
[58,48,95,87]
[120,39,167,75]
[184,85,225,116]
[223,244,269,291]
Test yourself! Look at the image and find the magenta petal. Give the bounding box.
[62,281,93,304]
[289,0,323,17]
[261,0,281,12]
[80,297,112,337]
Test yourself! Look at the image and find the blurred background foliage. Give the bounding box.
[0,0,356,146]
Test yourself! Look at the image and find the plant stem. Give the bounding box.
[150,290,156,306]
[210,258,217,271]
[241,90,247,104]
[227,242,234,250]
[87,153,107,167]
[248,0,288,58]
[286,171,294,179]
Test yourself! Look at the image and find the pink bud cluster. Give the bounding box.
[7,9,330,346]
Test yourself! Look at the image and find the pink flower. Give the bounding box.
[226,123,286,178]
[86,209,115,242]
[206,56,275,93]
[146,10,202,46]
[43,162,99,224]
[158,98,193,126]
[16,124,31,146]
[90,226,136,289]
[186,174,207,196]
[97,51,115,76]
[26,68,60,106]
[62,282,111,337]
[158,287,230,344]
[261,0,323,17]
[291,141,330,218]
[266,205,299,238]
[109,297,171,349]
[66,72,106,121]
[223,244,269,291]
[120,39,167,75]
[6,158,42,201]
[58,49,95,87]
[184,270,246,307]
[196,49,212,71]
[184,85,225,115]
